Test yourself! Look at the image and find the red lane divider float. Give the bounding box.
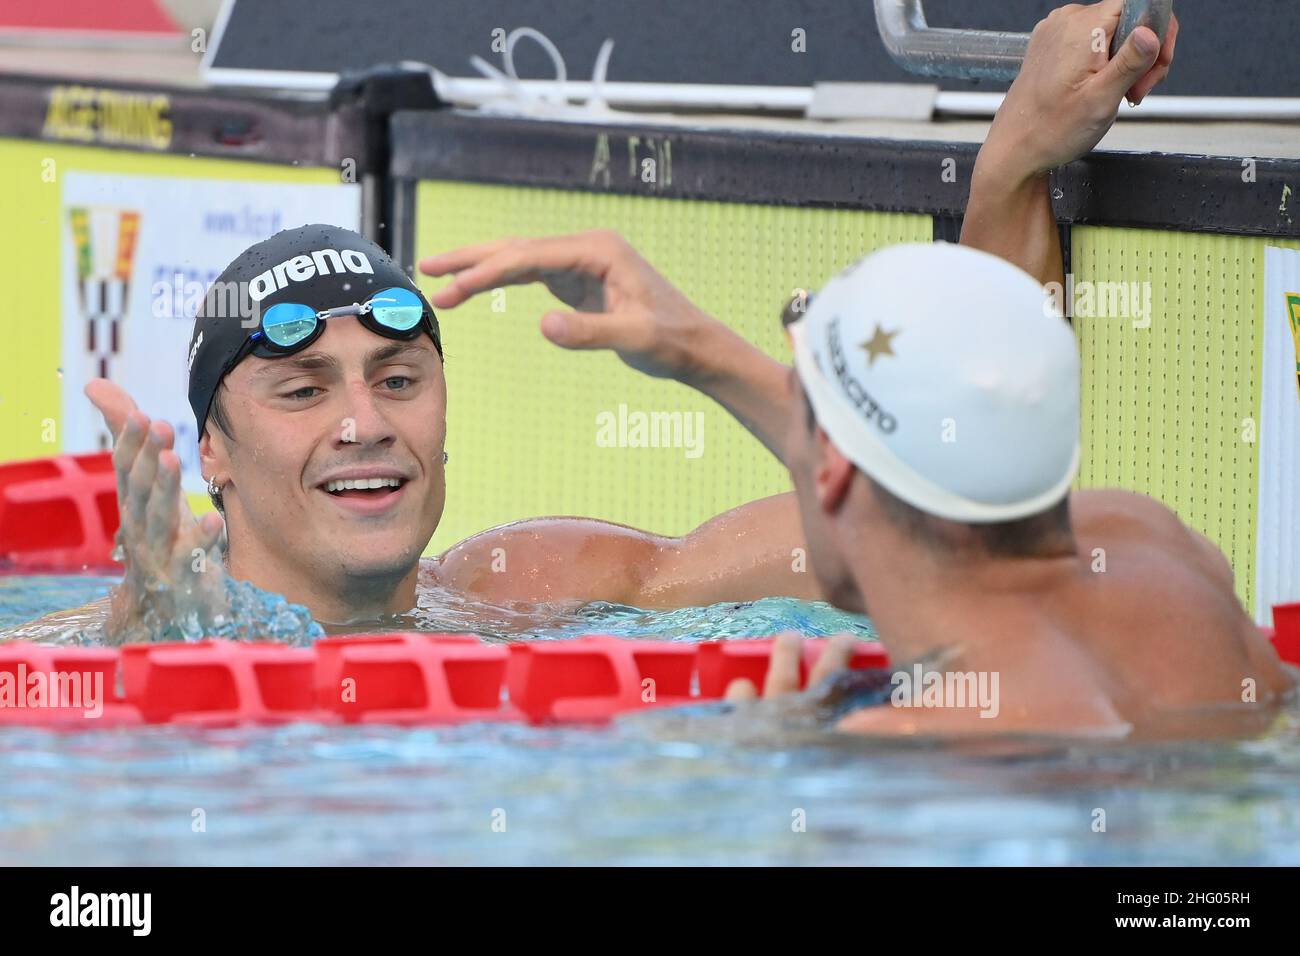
[1272,603,1300,666]
[507,636,697,722]
[1,616,1298,729]
[121,641,320,727]
[315,633,517,725]
[0,635,890,729]
[697,637,890,698]
[0,452,119,573]
[0,644,140,726]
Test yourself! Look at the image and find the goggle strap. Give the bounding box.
[315,303,367,320]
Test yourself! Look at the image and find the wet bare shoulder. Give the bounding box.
[1072,489,1233,586]
[426,517,662,604]
[1072,488,1190,541]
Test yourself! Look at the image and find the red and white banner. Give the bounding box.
[60,171,362,494]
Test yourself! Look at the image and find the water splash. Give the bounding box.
[2,574,871,648]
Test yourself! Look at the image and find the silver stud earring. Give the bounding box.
[206,475,222,497]
[442,451,449,465]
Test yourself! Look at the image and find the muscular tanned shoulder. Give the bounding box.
[1071,489,1235,588]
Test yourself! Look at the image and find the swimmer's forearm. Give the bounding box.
[960,145,1064,291]
[102,567,236,645]
[639,493,823,607]
[104,585,146,645]
[104,580,183,645]
[679,318,792,462]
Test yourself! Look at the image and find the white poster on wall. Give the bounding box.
[1257,246,1300,622]
[60,172,361,493]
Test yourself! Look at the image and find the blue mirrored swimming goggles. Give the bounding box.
[244,285,432,357]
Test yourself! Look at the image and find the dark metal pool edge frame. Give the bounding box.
[0,71,397,244]
[1,71,1296,270]
[0,72,360,168]
[386,109,1300,272]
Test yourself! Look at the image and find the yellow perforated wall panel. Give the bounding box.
[1072,227,1300,610]
[415,182,930,552]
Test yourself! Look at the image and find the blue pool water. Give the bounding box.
[1,575,1298,865]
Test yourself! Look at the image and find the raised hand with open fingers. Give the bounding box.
[418,229,719,382]
[86,378,230,644]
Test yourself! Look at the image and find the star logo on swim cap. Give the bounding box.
[860,324,899,366]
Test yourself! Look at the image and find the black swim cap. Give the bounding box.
[186,224,441,434]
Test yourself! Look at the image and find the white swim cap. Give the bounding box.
[790,243,1080,524]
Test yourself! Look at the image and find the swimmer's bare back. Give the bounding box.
[1059,489,1290,734]
[828,489,1293,741]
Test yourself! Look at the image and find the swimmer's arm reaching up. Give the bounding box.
[422,234,823,605]
[420,230,794,463]
[961,0,1177,288]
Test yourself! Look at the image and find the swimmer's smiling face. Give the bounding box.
[201,317,446,598]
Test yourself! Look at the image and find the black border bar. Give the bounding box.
[390,110,1300,240]
[2,865,1289,940]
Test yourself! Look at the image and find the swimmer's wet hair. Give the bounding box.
[800,386,1072,558]
[866,477,1072,559]
[782,290,813,329]
[206,385,236,513]
[209,385,236,444]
